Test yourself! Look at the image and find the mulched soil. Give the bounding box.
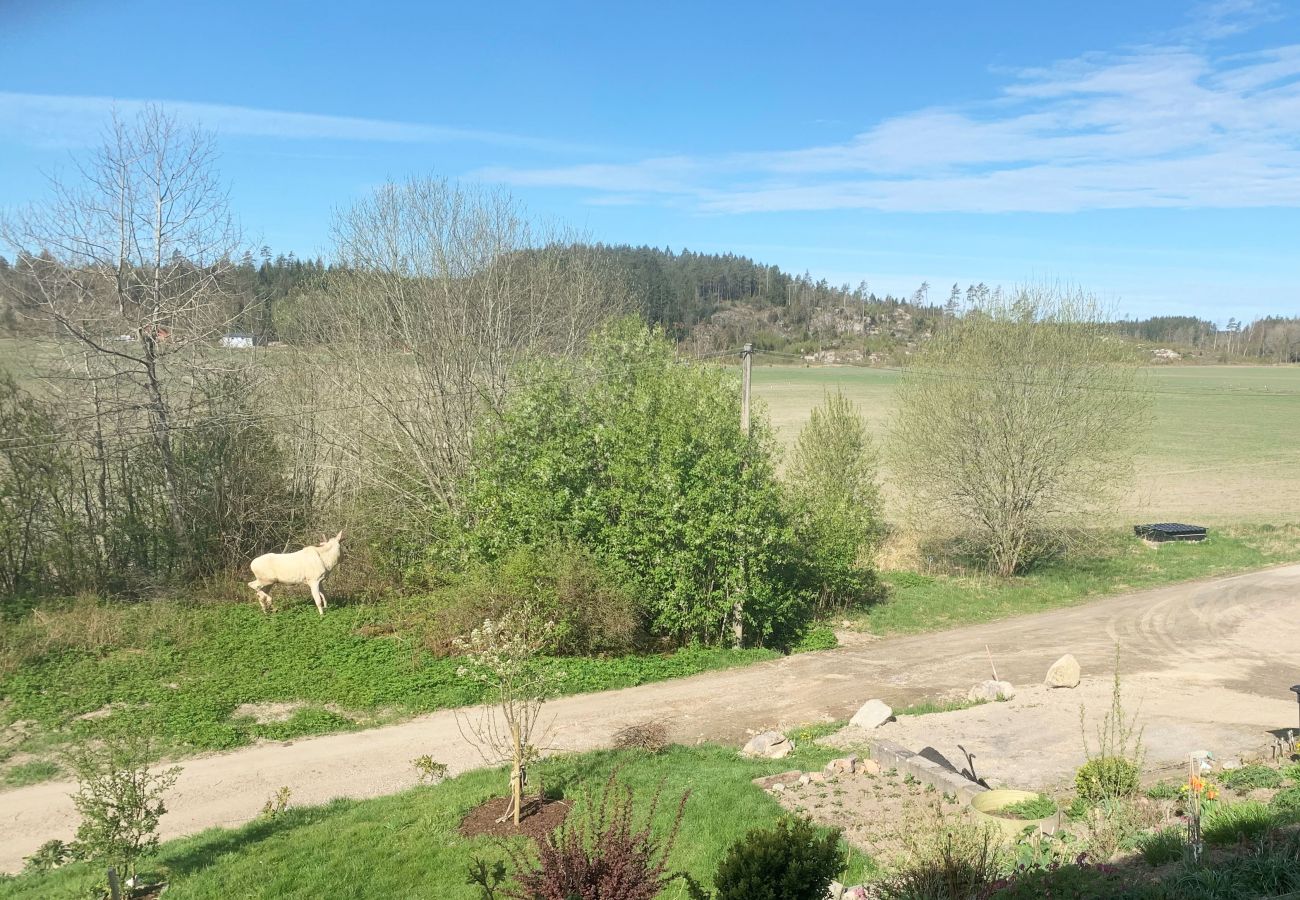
[460,794,570,840]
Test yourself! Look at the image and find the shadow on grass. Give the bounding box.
[157,799,355,878]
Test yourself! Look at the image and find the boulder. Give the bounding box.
[850,699,893,730]
[1045,654,1081,688]
[741,730,793,759]
[968,680,1016,702]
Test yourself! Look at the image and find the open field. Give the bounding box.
[753,363,1300,523]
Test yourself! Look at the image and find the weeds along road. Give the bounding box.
[4,563,1300,872]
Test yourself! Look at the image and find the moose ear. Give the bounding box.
[336,530,345,542]
[320,533,328,544]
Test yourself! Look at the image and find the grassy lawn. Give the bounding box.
[0,601,780,780]
[858,523,1300,635]
[0,744,874,899]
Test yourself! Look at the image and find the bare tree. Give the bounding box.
[296,178,630,525]
[891,285,1150,576]
[2,106,243,557]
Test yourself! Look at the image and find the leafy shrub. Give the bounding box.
[1219,764,1283,793]
[1283,763,1300,783]
[1079,797,1160,862]
[508,772,690,900]
[1145,781,1180,800]
[713,816,843,900]
[465,319,818,648]
[786,390,884,615]
[65,729,180,884]
[415,546,642,657]
[791,624,838,652]
[22,839,76,875]
[1137,826,1185,866]
[1075,756,1139,804]
[1202,800,1274,846]
[877,801,1004,900]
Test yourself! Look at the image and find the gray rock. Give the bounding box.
[850,699,893,729]
[1221,757,1242,771]
[968,680,1016,702]
[741,730,794,759]
[1045,654,1081,688]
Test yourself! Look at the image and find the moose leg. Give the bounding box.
[310,581,326,616]
[249,579,273,613]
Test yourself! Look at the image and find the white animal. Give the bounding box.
[248,531,344,616]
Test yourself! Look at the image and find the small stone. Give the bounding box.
[850,699,893,729]
[798,773,812,785]
[808,772,827,783]
[1045,654,1081,688]
[1221,757,1242,771]
[859,759,881,776]
[968,680,1016,702]
[771,782,786,792]
[741,730,793,759]
[826,880,845,899]
[824,754,859,776]
[752,770,803,790]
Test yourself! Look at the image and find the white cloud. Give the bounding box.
[477,32,1300,215]
[0,92,591,154]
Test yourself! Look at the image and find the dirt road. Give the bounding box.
[4,564,1299,872]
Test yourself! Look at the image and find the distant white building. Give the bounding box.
[219,331,256,349]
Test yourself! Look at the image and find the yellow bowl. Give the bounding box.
[969,789,1058,841]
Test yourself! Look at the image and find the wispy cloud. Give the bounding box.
[0,92,593,154]
[477,16,1300,215]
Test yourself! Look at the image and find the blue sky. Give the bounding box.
[2,0,1299,322]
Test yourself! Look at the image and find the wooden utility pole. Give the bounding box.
[733,343,755,645]
[740,343,753,437]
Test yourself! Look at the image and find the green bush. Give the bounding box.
[1219,764,1282,793]
[410,545,642,656]
[465,319,818,647]
[786,390,883,615]
[713,816,843,900]
[997,794,1056,820]
[1075,756,1140,804]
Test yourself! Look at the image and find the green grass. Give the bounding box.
[753,363,1300,523]
[1137,826,1186,867]
[1202,800,1275,846]
[855,525,1300,635]
[0,600,780,766]
[0,760,60,788]
[1219,764,1283,793]
[996,793,1056,820]
[0,744,874,899]
[895,697,988,716]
